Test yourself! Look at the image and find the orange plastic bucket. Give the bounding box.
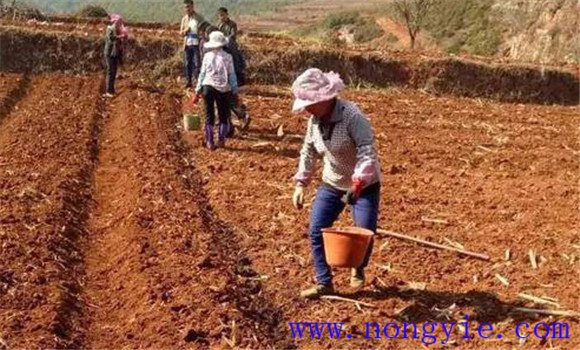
[322,227,374,268]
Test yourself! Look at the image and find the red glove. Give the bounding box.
[342,179,364,204]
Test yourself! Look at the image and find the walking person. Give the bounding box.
[195,31,238,150]
[216,7,250,134]
[217,7,244,85]
[291,68,382,299]
[181,0,207,88]
[103,14,128,97]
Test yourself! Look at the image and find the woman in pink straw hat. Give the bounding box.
[291,68,382,299]
[103,13,128,97]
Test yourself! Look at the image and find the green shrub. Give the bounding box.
[384,32,399,43]
[324,12,361,29]
[355,21,383,43]
[77,4,108,18]
[319,12,383,43]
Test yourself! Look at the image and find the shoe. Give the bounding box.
[242,113,251,131]
[300,284,334,299]
[233,105,251,131]
[205,142,216,151]
[350,268,365,289]
[103,93,114,98]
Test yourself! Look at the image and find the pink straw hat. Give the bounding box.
[291,68,345,113]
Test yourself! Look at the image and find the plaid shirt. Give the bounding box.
[294,99,382,191]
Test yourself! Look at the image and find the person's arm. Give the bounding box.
[106,25,117,41]
[294,118,318,187]
[349,113,379,185]
[180,17,189,36]
[196,55,208,94]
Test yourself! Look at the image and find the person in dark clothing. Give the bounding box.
[103,14,127,97]
[216,8,250,134]
[217,7,246,86]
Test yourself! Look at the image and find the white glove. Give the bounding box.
[292,185,305,210]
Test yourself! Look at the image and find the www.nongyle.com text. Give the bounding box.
[289,317,570,345]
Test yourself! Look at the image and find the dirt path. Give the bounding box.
[376,17,412,47]
[374,16,437,51]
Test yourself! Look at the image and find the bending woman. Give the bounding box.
[291,68,382,299]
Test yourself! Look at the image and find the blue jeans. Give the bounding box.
[309,183,380,286]
[184,46,201,85]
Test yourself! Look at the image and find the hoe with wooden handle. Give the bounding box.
[377,229,491,261]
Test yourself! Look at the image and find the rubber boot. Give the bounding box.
[204,124,215,150]
[218,123,228,148]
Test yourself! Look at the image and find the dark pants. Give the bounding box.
[202,86,231,145]
[224,44,246,87]
[184,46,201,85]
[309,183,380,286]
[105,55,120,94]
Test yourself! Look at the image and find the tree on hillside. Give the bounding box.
[393,0,438,49]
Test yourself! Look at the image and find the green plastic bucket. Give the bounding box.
[183,113,201,131]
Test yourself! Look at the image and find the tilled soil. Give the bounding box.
[80,83,289,348]
[186,85,580,349]
[0,75,101,348]
[0,72,578,349]
[0,75,291,348]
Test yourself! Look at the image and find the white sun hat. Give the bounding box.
[291,68,345,113]
[204,30,229,49]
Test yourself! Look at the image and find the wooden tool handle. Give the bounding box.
[377,229,491,261]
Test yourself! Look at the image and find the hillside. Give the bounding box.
[496,0,579,64]
[423,0,578,64]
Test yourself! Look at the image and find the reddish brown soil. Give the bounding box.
[0,74,22,101]
[0,75,101,348]
[185,85,580,349]
[0,70,577,348]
